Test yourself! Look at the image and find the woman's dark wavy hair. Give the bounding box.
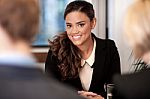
[49,32,81,80]
[49,0,95,80]
[64,0,95,21]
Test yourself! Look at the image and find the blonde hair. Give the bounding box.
[124,0,150,58]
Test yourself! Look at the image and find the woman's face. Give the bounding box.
[65,11,95,47]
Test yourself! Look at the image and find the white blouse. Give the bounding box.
[79,38,96,91]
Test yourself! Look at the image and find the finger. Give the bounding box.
[78,90,85,95]
[80,91,98,97]
[85,92,98,96]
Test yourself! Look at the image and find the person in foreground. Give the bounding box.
[45,0,121,99]
[0,0,85,99]
[113,0,150,99]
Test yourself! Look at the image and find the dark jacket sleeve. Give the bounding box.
[106,40,121,83]
[45,50,62,81]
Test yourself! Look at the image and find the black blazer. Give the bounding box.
[0,65,84,99]
[113,69,150,99]
[45,34,121,98]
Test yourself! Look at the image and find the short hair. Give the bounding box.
[124,0,150,58]
[0,0,40,43]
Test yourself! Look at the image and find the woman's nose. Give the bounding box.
[71,26,79,34]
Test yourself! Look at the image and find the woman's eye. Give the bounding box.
[66,25,71,28]
[78,23,85,27]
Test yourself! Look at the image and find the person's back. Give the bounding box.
[0,65,84,99]
[0,0,84,99]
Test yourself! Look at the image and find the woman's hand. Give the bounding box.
[78,91,104,99]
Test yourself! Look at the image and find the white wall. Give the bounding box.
[108,0,135,73]
[92,0,106,39]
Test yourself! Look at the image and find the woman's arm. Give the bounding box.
[45,50,62,81]
[106,40,121,83]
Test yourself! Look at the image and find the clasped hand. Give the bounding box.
[78,91,104,99]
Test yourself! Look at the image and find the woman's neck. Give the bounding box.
[79,37,94,60]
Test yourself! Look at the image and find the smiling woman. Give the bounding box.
[65,11,96,51]
[45,1,121,99]
[32,0,98,47]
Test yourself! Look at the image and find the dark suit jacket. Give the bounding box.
[45,34,121,98]
[113,69,150,99]
[0,64,84,99]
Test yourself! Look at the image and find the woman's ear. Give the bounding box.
[91,17,96,29]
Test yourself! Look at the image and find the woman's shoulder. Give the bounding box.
[92,33,115,45]
[94,37,116,48]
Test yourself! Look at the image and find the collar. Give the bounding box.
[81,38,96,67]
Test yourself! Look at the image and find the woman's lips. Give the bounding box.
[72,35,81,40]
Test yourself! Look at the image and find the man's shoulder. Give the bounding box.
[113,70,150,99]
[0,65,84,99]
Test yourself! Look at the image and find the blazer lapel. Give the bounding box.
[89,34,106,91]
